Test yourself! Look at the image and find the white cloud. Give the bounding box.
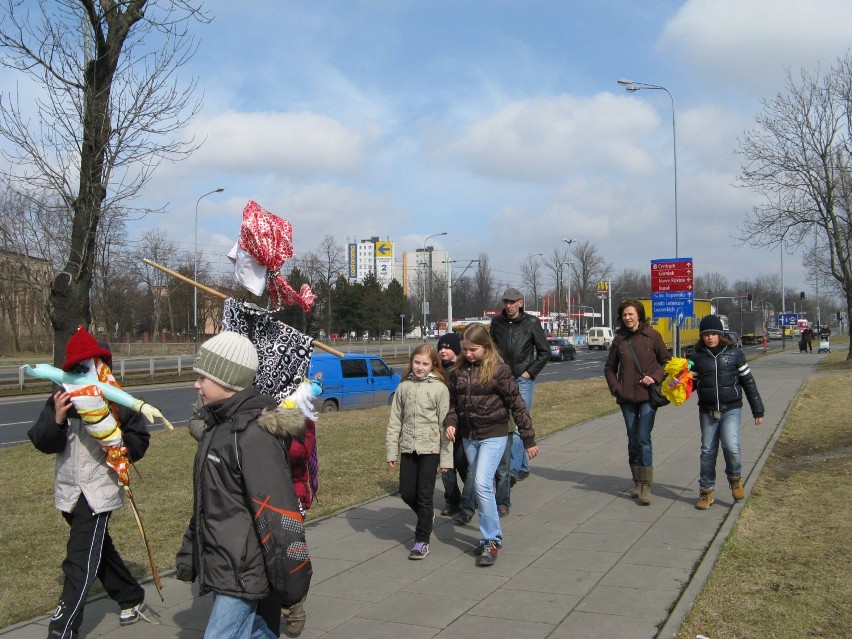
[435,93,658,183]
[659,0,852,94]
[185,111,382,177]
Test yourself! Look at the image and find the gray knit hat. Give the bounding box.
[193,331,259,391]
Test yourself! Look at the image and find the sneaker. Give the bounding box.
[453,512,472,526]
[408,541,429,560]
[284,612,306,636]
[497,505,509,518]
[695,488,715,510]
[728,475,745,501]
[468,540,486,556]
[509,473,518,487]
[477,541,499,567]
[517,471,530,481]
[119,603,144,626]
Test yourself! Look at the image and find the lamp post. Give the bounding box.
[421,232,447,338]
[194,188,224,349]
[563,239,576,334]
[618,78,679,353]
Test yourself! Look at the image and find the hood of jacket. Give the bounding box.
[203,387,307,439]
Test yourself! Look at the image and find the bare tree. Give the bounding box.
[569,241,613,311]
[472,253,497,316]
[301,235,344,334]
[737,54,852,358]
[521,254,545,312]
[0,0,206,365]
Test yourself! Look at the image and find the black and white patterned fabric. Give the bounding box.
[221,298,314,402]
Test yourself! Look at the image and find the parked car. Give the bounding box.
[766,327,783,340]
[547,337,576,361]
[586,326,614,350]
[724,331,742,348]
[308,353,401,413]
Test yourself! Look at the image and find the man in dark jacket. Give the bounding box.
[176,331,312,638]
[489,288,549,512]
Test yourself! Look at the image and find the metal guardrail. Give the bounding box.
[1,343,420,391]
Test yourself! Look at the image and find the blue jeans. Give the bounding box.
[463,436,506,546]
[509,376,535,475]
[620,401,657,468]
[205,594,276,639]
[699,407,742,489]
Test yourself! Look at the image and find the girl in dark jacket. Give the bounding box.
[691,315,765,510]
[604,300,670,504]
[444,324,538,567]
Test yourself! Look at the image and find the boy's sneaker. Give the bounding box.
[468,540,486,556]
[408,542,429,560]
[477,541,499,567]
[695,488,715,510]
[497,505,509,518]
[119,603,144,626]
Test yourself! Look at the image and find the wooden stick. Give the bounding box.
[142,258,344,357]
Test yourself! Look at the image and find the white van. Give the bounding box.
[586,326,614,350]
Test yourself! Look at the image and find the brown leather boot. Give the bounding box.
[695,488,715,510]
[637,466,653,505]
[630,466,640,498]
[728,475,745,501]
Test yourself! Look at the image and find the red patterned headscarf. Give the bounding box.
[238,200,315,311]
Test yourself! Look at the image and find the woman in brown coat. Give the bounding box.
[604,300,670,504]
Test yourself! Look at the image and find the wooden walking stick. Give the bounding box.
[142,258,344,357]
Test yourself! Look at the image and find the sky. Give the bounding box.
[13,0,852,298]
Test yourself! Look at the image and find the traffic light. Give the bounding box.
[800,291,806,301]
[747,292,752,302]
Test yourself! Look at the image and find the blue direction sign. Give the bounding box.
[652,291,694,319]
[778,312,799,326]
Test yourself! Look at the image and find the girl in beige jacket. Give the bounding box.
[386,345,452,559]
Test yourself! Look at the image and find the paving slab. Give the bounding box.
[2,349,818,639]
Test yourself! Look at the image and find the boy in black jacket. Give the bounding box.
[176,331,312,637]
[691,315,765,510]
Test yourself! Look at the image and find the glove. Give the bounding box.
[131,399,174,430]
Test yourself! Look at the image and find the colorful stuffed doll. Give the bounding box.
[661,356,694,406]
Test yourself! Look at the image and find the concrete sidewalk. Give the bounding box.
[3,349,821,639]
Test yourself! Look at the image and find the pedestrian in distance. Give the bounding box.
[690,315,765,510]
[176,331,312,639]
[28,327,151,638]
[386,344,452,560]
[604,299,671,505]
[489,287,549,516]
[436,333,476,521]
[444,324,539,567]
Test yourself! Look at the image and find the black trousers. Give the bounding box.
[441,439,474,511]
[48,495,144,639]
[398,452,440,543]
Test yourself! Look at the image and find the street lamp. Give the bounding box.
[194,188,224,349]
[421,232,447,338]
[563,239,576,334]
[618,78,679,353]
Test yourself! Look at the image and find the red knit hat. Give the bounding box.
[61,326,112,371]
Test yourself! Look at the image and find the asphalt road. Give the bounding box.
[0,343,768,447]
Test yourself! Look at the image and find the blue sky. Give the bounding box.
[114,1,852,295]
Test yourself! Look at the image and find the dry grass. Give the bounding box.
[676,362,852,639]
[0,377,613,628]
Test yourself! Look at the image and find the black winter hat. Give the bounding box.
[699,315,725,335]
[436,332,462,356]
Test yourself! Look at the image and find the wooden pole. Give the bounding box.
[142,258,344,358]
